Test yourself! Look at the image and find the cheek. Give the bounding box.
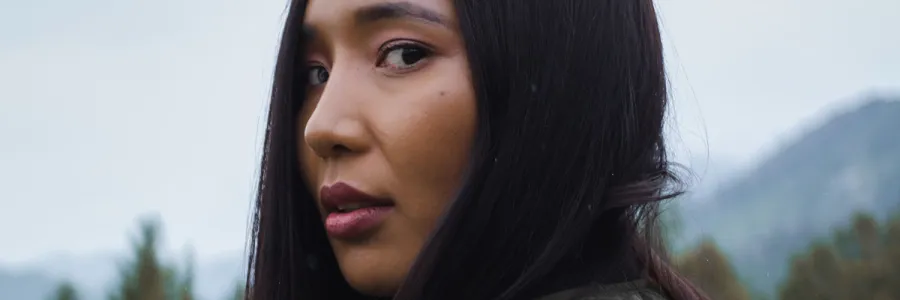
[375,71,476,212]
[394,95,474,180]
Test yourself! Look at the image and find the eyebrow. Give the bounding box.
[354,2,450,28]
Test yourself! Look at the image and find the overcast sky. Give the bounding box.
[1,0,898,265]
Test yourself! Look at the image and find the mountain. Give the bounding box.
[0,268,58,300]
[682,154,743,201]
[0,252,245,300]
[678,95,900,297]
[13,252,119,299]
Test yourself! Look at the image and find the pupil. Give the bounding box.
[401,48,426,65]
[318,69,329,82]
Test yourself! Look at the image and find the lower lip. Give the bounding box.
[324,206,393,239]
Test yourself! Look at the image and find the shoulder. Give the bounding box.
[535,280,669,300]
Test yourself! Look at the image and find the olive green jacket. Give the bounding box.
[535,280,668,300]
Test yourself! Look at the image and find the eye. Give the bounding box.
[377,41,432,72]
[308,65,329,86]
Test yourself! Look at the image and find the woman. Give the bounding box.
[246,0,707,299]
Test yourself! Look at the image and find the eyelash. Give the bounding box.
[375,39,434,72]
[305,39,434,86]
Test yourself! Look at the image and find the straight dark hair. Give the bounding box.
[246,0,708,299]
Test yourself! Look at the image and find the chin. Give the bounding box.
[341,268,402,297]
[336,250,407,297]
[329,219,426,297]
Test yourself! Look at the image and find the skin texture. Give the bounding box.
[298,0,476,296]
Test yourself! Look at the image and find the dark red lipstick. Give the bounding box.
[320,182,394,239]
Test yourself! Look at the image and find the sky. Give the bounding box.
[0,0,898,265]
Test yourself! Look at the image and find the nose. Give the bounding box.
[303,74,371,159]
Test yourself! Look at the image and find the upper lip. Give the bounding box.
[319,182,393,213]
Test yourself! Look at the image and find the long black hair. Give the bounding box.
[246,0,707,299]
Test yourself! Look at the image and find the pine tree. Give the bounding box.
[676,239,751,300]
[779,244,845,300]
[107,216,196,300]
[881,214,900,299]
[852,213,880,260]
[108,217,165,300]
[227,280,246,300]
[778,211,900,299]
[48,281,80,300]
[173,251,196,300]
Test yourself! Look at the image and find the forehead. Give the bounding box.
[304,0,456,30]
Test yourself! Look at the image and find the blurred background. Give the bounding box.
[1,0,897,299]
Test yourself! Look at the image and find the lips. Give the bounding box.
[319,182,394,239]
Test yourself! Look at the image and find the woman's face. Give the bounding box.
[298,0,475,296]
